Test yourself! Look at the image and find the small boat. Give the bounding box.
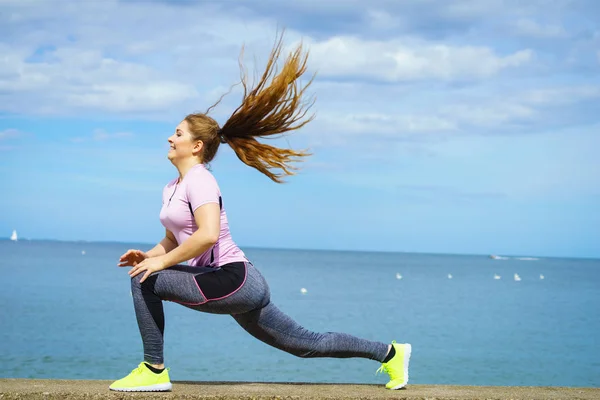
[10,230,17,241]
[514,273,521,282]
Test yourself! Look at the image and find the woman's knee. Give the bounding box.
[130,273,143,288]
[130,273,158,293]
[286,346,316,358]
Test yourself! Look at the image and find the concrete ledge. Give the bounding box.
[0,379,597,400]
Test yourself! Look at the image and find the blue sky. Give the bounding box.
[1,0,599,258]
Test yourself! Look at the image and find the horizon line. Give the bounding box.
[1,237,598,261]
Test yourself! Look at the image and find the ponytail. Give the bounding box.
[217,33,316,183]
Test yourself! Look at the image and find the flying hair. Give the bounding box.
[187,31,316,183]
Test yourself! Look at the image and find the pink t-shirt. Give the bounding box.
[159,163,248,267]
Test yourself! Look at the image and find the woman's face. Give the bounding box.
[167,120,201,162]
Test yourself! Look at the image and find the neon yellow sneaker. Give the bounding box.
[109,362,172,392]
[376,341,412,390]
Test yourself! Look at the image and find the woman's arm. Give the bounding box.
[161,202,220,266]
[119,229,176,267]
[128,202,221,282]
[146,229,178,257]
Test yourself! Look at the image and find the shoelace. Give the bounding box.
[130,365,144,376]
[376,363,398,380]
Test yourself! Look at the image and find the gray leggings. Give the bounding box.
[131,262,389,365]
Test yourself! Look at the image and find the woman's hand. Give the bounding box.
[128,256,169,283]
[118,249,149,267]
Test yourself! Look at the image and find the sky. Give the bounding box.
[1,0,599,258]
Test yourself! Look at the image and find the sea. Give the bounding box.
[1,239,598,387]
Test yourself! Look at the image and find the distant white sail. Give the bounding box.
[514,273,521,282]
[10,230,17,241]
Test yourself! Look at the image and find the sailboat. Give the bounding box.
[10,230,18,241]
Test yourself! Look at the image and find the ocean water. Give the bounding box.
[0,240,598,387]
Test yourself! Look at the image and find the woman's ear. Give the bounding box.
[192,140,204,156]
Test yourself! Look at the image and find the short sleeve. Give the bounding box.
[185,167,221,213]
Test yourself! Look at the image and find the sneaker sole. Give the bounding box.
[389,343,411,390]
[109,382,172,392]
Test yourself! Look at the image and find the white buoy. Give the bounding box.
[395,273,402,280]
[540,274,544,280]
[447,274,453,279]
[494,274,501,280]
[514,273,521,281]
[300,288,307,294]
[81,250,86,255]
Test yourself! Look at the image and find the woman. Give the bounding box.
[109,36,411,392]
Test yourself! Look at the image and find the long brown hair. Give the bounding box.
[185,33,316,183]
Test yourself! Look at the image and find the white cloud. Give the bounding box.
[71,129,134,143]
[330,176,507,202]
[511,19,568,38]
[0,0,596,155]
[441,102,536,128]
[305,36,533,82]
[440,85,600,130]
[0,0,543,119]
[66,82,198,113]
[318,112,457,136]
[233,0,575,35]
[0,1,277,117]
[0,128,21,140]
[92,129,133,141]
[0,44,200,115]
[520,86,600,106]
[69,174,158,193]
[0,128,23,151]
[365,9,400,31]
[300,82,600,150]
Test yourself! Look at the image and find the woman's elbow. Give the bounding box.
[206,231,220,246]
